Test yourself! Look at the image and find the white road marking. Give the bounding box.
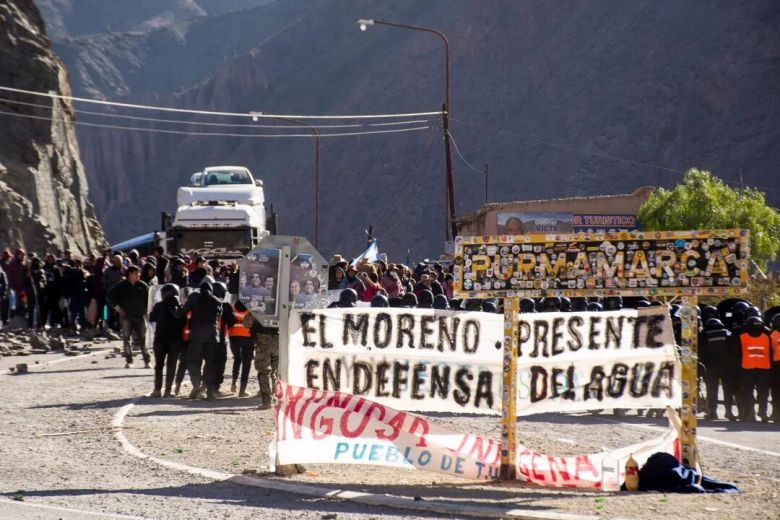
[113,401,599,520]
[0,497,152,519]
[595,417,780,458]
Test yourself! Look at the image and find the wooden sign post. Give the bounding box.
[453,229,750,478]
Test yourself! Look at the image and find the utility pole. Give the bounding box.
[484,163,489,204]
[443,103,456,242]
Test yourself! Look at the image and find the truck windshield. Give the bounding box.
[203,170,252,186]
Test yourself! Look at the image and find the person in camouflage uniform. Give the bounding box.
[242,311,279,410]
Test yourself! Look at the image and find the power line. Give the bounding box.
[0,95,432,130]
[0,85,444,120]
[0,108,432,138]
[450,117,685,174]
[445,130,482,174]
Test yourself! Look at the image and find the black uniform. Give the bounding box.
[176,283,223,398]
[701,323,739,420]
[149,293,186,395]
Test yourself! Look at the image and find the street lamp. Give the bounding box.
[251,111,321,249]
[357,17,456,242]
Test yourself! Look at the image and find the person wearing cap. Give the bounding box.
[701,318,739,421]
[108,265,151,368]
[413,273,433,298]
[738,316,772,422]
[329,254,348,270]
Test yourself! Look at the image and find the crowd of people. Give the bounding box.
[1,247,778,423]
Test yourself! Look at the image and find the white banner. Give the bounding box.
[516,307,682,415]
[287,307,504,414]
[286,307,681,415]
[275,382,679,487]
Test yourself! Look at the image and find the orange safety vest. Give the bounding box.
[771,330,780,363]
[229,308,250,338]
[739,332,771,370]
[182,311,192,341]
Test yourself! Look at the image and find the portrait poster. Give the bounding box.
[289,253,322,310]
[239,247,281,317]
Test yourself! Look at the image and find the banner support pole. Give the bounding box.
[679,295,699,469]
[500,296,519,480]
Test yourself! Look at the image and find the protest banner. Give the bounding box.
[516,306,681,415]
[274,381,679,487]
[286,307,504,414]
[286,307,679,415]
[453,229,750,298]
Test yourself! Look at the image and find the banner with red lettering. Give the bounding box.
[274,382,679,487]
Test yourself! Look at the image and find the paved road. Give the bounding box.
[0,347,442,520]
[2,347,778,520]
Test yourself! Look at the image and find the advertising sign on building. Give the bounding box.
[454,229,749,298]
[497,212,573,234]
[572,214,638,232]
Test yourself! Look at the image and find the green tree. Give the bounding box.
[638,169,780,269]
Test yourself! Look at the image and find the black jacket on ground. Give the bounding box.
[149,294,185,340]
[107,279,149,318]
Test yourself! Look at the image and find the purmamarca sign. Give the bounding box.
[453,229,749,298]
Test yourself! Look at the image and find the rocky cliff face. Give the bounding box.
[39,0,780,260]
[0,0,106,255]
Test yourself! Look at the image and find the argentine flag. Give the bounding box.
[351,239,380,266]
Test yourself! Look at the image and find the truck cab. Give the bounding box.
[161,166,276,260]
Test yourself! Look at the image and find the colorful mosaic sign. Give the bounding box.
[453,229,749,299]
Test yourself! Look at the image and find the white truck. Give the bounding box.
[159,166,276,260]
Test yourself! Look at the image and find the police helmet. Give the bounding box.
[520,298,536,313]
[339,288,358,305]
[570,297,588,312]
[481,300,497,313]
[212,281,228,299]
[370,294,389,308]
[160,283,179,299]
[587,302,604,312]
[433,294,449,310]
[705,318,724,330]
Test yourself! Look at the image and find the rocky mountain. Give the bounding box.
[37,0,780,260]
[0,0,105,255]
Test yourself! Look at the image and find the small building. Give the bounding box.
[455,186,656,237]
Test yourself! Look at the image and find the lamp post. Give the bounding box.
[251,112,321,249]
[358,18,456,242]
